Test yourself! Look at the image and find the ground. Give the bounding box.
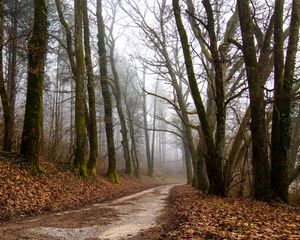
[135,185,300,240]
[0,158,167,222]
[0,185,174,239]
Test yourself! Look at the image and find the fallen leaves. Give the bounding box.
[0,159,158,222]
[163,185,300,240]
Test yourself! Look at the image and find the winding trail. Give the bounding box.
[0,184,175,240]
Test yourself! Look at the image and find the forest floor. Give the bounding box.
[0,158,172,223]
[134,185,300,240]
[1,158,300,239]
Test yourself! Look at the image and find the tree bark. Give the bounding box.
[237,0,270,200]
[182,135,193,184]
[97,0,118,183]
[203,0,226,193]
[289,105,300,176]
[83,0,98,176]
[20,0,48,171]
[271,0,300,202]
[73,0,87,176]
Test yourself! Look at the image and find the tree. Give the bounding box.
[141,67,152,177]
[20,0,48,171]
[0,0,13,151]
[271,0,300,202]
[237,0,270,200]
[106,1,132,176]
[121,0,198,185]
[73,0,87,176]
[97,0,118,183]
[172,0,225,196]
[54,0,87,176]
[83,0,98,176]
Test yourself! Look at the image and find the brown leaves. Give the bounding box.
[0,160,158,222]
[164,185,300,240]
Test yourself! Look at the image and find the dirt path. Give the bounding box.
[0,184,176,240]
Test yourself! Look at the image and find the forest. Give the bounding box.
[0,0,299,238]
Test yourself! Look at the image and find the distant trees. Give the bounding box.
[106,1,132,176]
[0,0,12,152]
[0,0,33,152]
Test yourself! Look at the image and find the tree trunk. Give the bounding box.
[97,0,118,183]
[225,108,251,190]
[0,0,13,152]
[289,105,300,177]
[20,0,48,172]
[109,39,132,176]
[126,105,139,177]
[237,0,270,200]
[149,82,159,176]
[182,136,193,184]
[83,0,98,176]
[271,0,300,202]
[172,0,224,196]
[141,67,152,177]
[203,0,226,194]
[7,0,18,149]
[73,0,87,177]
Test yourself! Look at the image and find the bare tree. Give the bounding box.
[106,1,132,176]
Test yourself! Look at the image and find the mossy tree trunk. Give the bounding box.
[20,0,48,171]
[271,0,300,203]
[73,0,87,177]
[237,0,270,200]
[225,9,274,195]
[83,0,98,177]
[202,0,226,195]
[97,0,118,183]
[172,0,224,196]
[0,0,13,152]
[55,0,87,176]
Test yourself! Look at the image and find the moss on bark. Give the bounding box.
[20,0,48,171]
